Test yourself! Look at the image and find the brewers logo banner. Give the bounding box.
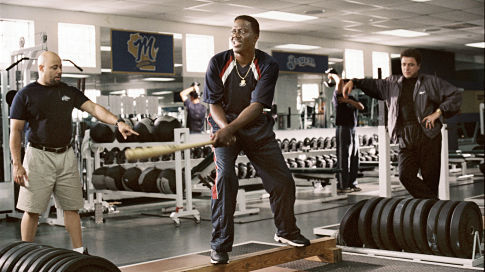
[272,51,328,74]
[111,29,174,75]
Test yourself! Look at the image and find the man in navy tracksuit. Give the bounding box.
[203,15,310,264]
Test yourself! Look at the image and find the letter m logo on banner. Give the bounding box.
[111,29,174,75]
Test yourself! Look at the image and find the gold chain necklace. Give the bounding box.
[235,55,255,87]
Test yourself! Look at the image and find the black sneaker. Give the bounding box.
[210,250,229,264]
[274,233,310,247]
[350,186,362,192]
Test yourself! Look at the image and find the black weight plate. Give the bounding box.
[0,242,35,272]
[29,251,79,272]
[339,199,367,247]
[436,201,460,257]
[7,244,44,272]
[0,242,25,259]
[392,198,413,252]
[380,197,403,251]
[358,197,383,248]
[449,201,483,258]
[62,255,121,272]
[402,198,421,253]
[426,200,448,256]
[15,247,54,272]
[26,248,69,272]
[370,198,391,249]
[47,254,83,272]
[412,199,436,254]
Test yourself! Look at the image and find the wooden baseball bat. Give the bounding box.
[124,140,215,160]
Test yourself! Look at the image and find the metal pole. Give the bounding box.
[439,124,450,200]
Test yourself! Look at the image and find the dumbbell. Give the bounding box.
[359,135,364,146]
[246,162,256,178]
[192,147,204,159]
[237,162,247,179]
[316,157,326,168]
[100,148,115,165]
[362,135,368,146]
[324,137,332,149]
[303,137,311,147]
[325,157,334,168]
[287,158,298,168]
[289,138,298,151]
[310,137,318,150]
[281,138,290,152]
[317,137,325,149]
[203,146,212,158]
[295,158,305,168]
[276,139,282,149]
[324,67,338,87]
[330,137,337,149]
[367,136,375,146]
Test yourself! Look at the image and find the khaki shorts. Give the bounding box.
[17,146,83,214]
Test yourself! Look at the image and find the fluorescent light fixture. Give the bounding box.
[151,91,173,95]
[101,68,112,73]
[62,74,90,78]
[110,90,126,95]
[377,29,429,37]
[328,57,343,62]
[274,44,320,50]
[143,77,175,82]
[174,63,183,67]
[465,42,485,48]
[391,53,401,58]
[253,11,317,22]
[328,62,335,65]
[100,46,111,51]
[411,0,432,2]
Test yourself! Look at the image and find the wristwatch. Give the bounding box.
[115,118,125,127]
[435,108,442,115]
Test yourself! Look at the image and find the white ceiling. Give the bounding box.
[3,0,484,56]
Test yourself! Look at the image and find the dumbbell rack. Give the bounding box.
[313,224,484,269]
[85,128,201,226]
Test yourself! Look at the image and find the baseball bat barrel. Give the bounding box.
[125,140,215,160]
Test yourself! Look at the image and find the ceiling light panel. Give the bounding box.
[252,11,317,22]
[376,29,429,37]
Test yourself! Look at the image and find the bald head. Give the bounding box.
[38,51,62,86]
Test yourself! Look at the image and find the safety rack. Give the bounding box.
[313,223,484,269]
[84,128,200,226]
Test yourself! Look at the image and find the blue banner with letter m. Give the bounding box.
[272,51,328,74]
[111,29,174,75]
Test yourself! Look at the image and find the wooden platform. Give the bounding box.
[120,237,341,272]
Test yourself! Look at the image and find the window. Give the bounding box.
[185,34,214,73]
[58,23,96,68]
[0,18,35,67]
[301,83,319,102]
[372,51,390,79]
[344,49,364,79]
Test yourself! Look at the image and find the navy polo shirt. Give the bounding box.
[10,81,89,147]
[333,91,359,127]
[184,99,207,133]
[203,49,278,126]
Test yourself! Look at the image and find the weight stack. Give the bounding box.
[0,241,120,271]
[338,197,483,259]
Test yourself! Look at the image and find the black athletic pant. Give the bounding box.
[336,126,359,189]
[210,114,301,252]
[398,123,441,199]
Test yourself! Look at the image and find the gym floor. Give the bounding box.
[0,172,483,270]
